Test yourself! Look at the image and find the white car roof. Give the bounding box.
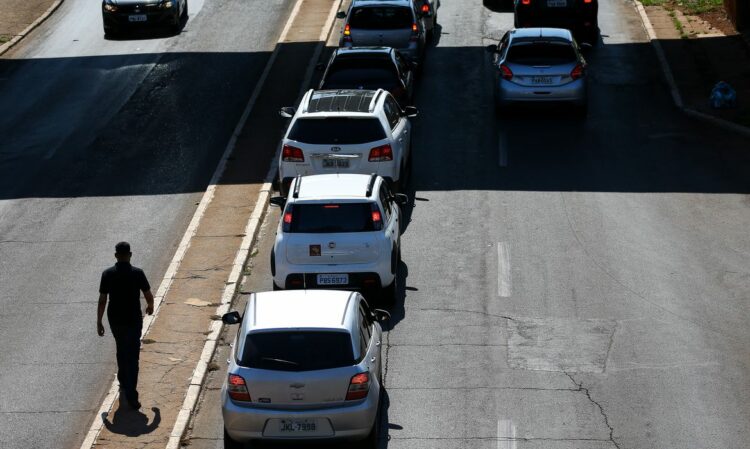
[244,290,358,333]
[292,174,375,200]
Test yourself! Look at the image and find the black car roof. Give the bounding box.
[306,90,378,113]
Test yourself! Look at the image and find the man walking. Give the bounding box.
[97,242,154,409]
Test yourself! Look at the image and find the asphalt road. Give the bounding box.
[0,0,296,447]
[189,0,750,448]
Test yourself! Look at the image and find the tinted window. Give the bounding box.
[323,59,398,89]
[383,96,401,129]
[241,331,354,371]
[288,118,385,144]
[289,203,377,233]
[349,6,413,29]
[506,42,577,65]
[378,184,391,219]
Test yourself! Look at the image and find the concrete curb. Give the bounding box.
[0,0,65,56]
[164,0,344,447]
[632,0,750,138]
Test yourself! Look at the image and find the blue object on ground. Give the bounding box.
[710,81,737,109]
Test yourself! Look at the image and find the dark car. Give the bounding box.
[319,47,416,106]
[513,0,598,43]
[102,0,188,37]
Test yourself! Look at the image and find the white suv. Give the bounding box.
[270,173,407,302]
[278,89,418,195]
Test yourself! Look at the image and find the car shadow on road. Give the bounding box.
[102,404,161,437]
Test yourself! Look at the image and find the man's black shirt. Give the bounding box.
[99,262,150,326]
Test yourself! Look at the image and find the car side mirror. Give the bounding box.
[403,106,418,118]
[222,311,242,325]
[485,44,498,53]
[372,309,391,322]
[279,106,296,118]
[390,193,408,206]
[269,196,286,207]
[336,10,346,19]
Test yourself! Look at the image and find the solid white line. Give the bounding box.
[79,0,316,448]
[497,242,511,297]
[498,130,508,167]
[164,0,344,447]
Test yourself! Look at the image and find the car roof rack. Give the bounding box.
[365,173,377,197]
[292,175,302,199]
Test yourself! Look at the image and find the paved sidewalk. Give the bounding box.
[644,5,750,128]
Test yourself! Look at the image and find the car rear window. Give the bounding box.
[349,6,413,29]
[324,58,398,88]
[506,42,577,65]
[288,118,386,144]
[241,331,354,372]
[289,203,376,233]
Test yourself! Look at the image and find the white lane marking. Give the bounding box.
[497,418,517,449]
[497,241,511,297]
[78,0,323,448]
[498,129,508,167]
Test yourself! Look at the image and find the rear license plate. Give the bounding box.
[279,419,317,433]
[317,274,349,286]
[128,14,148,22]
[547,0,567,6]
[322,158,350,168]
[531,76,554,85]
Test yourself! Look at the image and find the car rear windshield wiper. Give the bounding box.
[260,357,300,366]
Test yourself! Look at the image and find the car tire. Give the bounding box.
[223,427,243,449]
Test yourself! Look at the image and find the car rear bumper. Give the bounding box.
[102,9,178,30]
[514,8,598,37]
[498,78,586,105]
[275,269,393,291]
[222,388,379,442]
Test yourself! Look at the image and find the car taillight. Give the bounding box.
[570,63,585,80]
[346,372,370,400]
[283,208,293,232]
[500,64,513,80]
[343,23,352,42]
[583,0,592,3]
[421,3,430,13]
[521,0,531,4]
[410,23,419,41]
[282,145,304,162]
[370,203,383,230]
[368,144,393,162]
[227,374,251,402]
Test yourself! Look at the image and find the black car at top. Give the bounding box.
[102,0,188,37]
[318,47,417,106]
[513,0,598,43]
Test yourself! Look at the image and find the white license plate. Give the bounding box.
[547,0,567,6]
[279,419,318,433]
[322,158,349,168]
[317,274,349,286]
[128,14,148,22]
[531,76,554,85]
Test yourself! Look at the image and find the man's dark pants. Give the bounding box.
[110,324,142,405]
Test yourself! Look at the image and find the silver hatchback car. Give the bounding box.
[221,290,388,448]
[487,27,588,115]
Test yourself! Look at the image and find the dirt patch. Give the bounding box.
[0,0,57,45]
[695,8,738,35]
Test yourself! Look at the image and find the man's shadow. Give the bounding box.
[102,403,161,437]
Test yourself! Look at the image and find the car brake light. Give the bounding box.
[283,212,292,224]
[227,374,252,402]
[421,3,430,13]
[583,0,592,3]
[500,64,513,80]
[410,23,419,41]
[368,144,393,162]
[343,23,352,42]
[346,372,370,400]
[370,203,383,230]
[570,63,585,80]
[282,145,304,162]
[521,0,531,4]
[372,210,382,223]
[283,208,293,232]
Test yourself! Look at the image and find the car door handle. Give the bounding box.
[375,341,381,346]
[370,357,377,363]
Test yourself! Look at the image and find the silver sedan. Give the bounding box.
[487,27,589,116]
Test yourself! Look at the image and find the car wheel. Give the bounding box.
[223,427,243,449]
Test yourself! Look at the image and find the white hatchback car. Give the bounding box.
[221,290,390,448]
[278,89,418,195]
[270,173,407,302]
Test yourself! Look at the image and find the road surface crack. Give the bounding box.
[565,372,621,449]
